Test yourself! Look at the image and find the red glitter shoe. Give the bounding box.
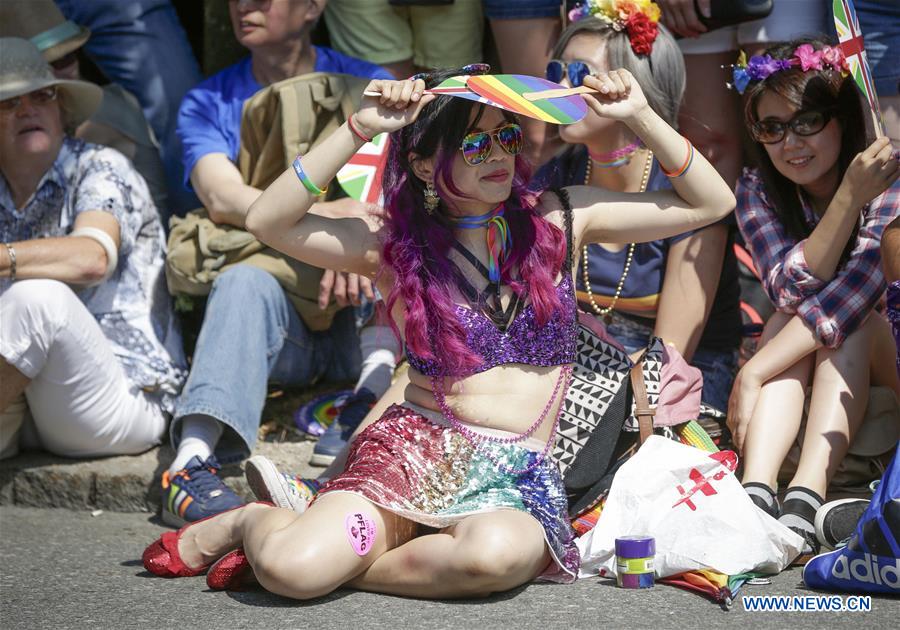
[142,502,269,578]
[206,548,251,591]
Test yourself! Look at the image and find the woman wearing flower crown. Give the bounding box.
[537,0,742,412]
[727,38,900,560]
[140,64,734,598]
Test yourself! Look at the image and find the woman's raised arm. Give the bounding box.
[245,78,434,276]
[565,70,735,246]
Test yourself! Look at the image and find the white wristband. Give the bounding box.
[69,227,119,284]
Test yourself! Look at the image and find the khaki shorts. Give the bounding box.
[324,0,483,69]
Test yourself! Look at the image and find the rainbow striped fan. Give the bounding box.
[466,74,588,125]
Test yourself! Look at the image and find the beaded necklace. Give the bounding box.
[588,139,643,168]
[430,364,572,475]
[581,148,654,322]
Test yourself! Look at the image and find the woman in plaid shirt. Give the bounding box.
[726,39,900,559]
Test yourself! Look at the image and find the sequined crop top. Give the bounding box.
[406,190,578,377]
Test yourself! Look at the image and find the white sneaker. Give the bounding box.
[814,498,870,550]
[244,455,320,514]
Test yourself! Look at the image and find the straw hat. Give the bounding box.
[0,0,90,63]
[0,38,101,127]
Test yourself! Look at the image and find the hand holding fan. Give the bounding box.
[363,74,590,124]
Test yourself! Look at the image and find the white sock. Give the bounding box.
[355,325,399,397]
[169,414,223,475]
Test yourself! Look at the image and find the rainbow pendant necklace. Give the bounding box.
[449,203,511,284]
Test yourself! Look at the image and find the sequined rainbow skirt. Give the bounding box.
[316,404,579,583]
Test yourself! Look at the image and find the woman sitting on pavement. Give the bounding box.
[0,38,186,459]
[727,38,900,560]
[141,63,734,598]
[536,1,742,412]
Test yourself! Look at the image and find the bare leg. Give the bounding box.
[241,493,417,600]
[0,360,30,413]
[347,510,551,599]
[741,312,814,489]
[489,17,562,165]
[679,52,743,187]
[869,313,900,396]
[790,316,880,495]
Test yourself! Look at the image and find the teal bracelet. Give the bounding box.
[292,155,328,196]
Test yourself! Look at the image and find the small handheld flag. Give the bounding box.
[833,0,886,136]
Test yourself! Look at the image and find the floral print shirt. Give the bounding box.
[0,137,187,411]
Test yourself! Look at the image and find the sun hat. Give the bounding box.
[0,38,101,127]
[0,0,90,63]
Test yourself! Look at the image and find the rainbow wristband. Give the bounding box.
[292,155,328,196]
[660,138,694,178]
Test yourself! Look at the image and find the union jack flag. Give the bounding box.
[336,133,390,205]
[833,0,886,136]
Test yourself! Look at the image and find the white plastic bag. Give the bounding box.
[576,436,804,578]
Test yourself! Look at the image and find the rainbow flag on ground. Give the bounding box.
[833,0,886,135]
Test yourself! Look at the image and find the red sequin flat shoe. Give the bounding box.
[206,548,251,591]
[142,502,270,578]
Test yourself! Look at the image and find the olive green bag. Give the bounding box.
[165,72,369,331]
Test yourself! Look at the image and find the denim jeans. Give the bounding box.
[56,0,203,217]
[170,266,361,461]
[605,320,738,413]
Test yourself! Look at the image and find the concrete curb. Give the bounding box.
[0,442,324,513]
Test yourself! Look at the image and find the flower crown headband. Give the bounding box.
[568,0,661,56]
[728,43,849,95]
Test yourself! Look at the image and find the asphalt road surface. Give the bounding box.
[1,507,896,629]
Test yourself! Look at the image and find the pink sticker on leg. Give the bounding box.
[345,512,377,556]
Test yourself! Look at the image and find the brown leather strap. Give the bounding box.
[630,360,655,445]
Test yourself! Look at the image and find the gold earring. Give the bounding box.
[424,181,440,214]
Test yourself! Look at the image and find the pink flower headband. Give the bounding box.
[729,44,849,94]
[568,0,662,56]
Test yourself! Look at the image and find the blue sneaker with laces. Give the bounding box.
[161,455,244,527]
[310,388,377,466]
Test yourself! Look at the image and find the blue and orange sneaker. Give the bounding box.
[160,455,244,527]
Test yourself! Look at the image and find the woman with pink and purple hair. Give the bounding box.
[140,67,734,599]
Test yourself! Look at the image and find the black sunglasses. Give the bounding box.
[545,59,595,88]
[750,109,837,144]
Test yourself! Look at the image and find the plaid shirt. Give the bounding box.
[735,168,900,348]
[889,281,900,378]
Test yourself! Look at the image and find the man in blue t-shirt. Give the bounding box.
[162,0,398,527]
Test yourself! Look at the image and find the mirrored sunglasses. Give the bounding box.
[460,123,524,166]
[545,60,594,88]
[751,109,835,144]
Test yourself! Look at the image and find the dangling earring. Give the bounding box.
[424,181,440,214]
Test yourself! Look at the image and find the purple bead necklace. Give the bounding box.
[430,364,572,475]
